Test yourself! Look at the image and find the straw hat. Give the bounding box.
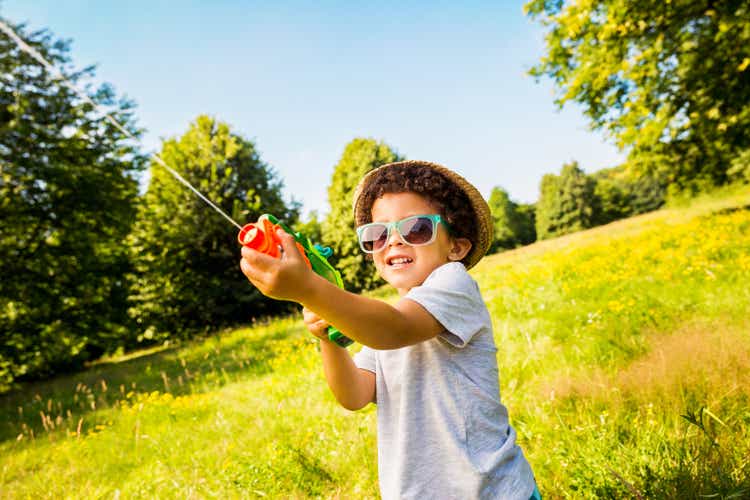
[352,160,493,269]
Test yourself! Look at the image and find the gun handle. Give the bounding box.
[327,326,353,348]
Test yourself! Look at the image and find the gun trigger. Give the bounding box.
[314,244,333,259]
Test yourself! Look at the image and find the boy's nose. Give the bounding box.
[386,228,405,247]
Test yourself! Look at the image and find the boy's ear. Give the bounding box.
[448,238,472,262]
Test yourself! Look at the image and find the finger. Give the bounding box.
[303,307,322,321]
[302,307,317,322]
[311,322,329,337]
[276,230,304,263]
[241,245,279,270]
[240,256,268,286]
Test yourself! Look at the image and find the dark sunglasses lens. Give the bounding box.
[401,217,434,245]
[360,224,388,252]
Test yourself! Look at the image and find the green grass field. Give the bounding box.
[2,186,749,499]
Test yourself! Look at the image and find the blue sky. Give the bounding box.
[2,1,625,218]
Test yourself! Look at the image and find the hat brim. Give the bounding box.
[352,160,492,269]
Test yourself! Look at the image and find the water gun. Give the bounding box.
[238,214,353,347]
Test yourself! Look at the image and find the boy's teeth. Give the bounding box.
[390,257,412,265]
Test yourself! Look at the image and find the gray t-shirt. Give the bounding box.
[354,262,535,500]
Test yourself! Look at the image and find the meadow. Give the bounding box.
[1,186,749,499]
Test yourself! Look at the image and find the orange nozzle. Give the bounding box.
[239,218,281,258]
[238,218,310,267]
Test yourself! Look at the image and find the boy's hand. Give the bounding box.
[240,230,314,303]
[302,307,331,342]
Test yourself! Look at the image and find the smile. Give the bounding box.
[387,256,413,266]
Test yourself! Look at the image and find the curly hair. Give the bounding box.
[356,164,478,262]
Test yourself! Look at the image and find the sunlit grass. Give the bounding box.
[1,185,749,498]
[472,185,750,498]
[1,319,378,498]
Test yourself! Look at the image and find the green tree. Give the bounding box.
[293,210,324,246]
[322,138,402,292]
[488,186,523,252]
[536,161,596,239]
[592,165,665,225]
[525,0,750,192]
[515,203,537,246]
[728,149,750,184]
[127,115,297,342]
[0,22,144,389]
[536,173,562,240]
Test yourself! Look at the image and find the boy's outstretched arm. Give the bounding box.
[240,231,444,350]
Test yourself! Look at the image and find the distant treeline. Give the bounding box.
[2,1,750,389]
[487,161,666,253]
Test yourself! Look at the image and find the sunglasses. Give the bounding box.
[356,214,452,254]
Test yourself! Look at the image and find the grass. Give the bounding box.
[1,185,749,498]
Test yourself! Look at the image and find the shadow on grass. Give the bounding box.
[646,407,750,499]
[636,426,750,500]
[573,408,750,499]
[0,321,304,443]
[640,472,750,500]
[705,203,750,217]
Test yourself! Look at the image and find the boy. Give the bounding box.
[240,160,539,499]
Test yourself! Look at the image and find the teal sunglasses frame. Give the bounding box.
[356,214,452,254]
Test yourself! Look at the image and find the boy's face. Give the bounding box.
[369,192,470,296]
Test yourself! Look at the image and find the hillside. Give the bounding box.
[1,186,749,498]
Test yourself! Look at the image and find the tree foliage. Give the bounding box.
[127,115,298,342]
[0,22,144,389]
[592,165,665,225]
[293,210,324,246]
[536,161,596,239]
[488,187,518,251]
[322,138,402,292]
[728,148,750,184]
[526,0,750,192]
[515,203,538,246]
[487,187,536,252]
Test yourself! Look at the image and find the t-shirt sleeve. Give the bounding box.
[353,345,376,373]
[404,262,489,348]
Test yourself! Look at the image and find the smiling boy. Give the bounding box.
[240,160,538,499]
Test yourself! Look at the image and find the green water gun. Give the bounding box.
[238,214,353,348]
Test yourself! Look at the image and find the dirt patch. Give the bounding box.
[543,320,750,407]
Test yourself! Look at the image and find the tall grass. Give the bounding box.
[474,187,750,498]
[1,186,749,498]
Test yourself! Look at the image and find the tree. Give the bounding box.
[728,149,750,184]
[322,138,402,292]
[525,0,750,192]
[536,161,596,239]
[592,165,665,225]
[536,173,563,240]
[0,22,144,389]
[515,203,538,246]
[127,115,298,342]
[487,187,526,252]
[488,187,518,251]
[293,210,324,246]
